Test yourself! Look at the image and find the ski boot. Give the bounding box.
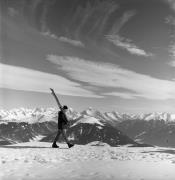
[52,142,59,148]
[67,143,74,148]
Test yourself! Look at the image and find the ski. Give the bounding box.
[50,88,63,111]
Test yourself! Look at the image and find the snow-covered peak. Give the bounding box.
[66,108,81,120]
[104,111,175,122]
[141,112,175,122]
[72,116,104,127]
[0,107,58,124]
[104,111,135,122]
[81,107,98,116]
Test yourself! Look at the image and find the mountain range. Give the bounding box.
[1,107,175,147]
[2,107,175,123]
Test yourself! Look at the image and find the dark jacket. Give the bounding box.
[58,111,68,129]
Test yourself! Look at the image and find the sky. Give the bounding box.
[1,0,175,113]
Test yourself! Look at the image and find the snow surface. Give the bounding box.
[0,142,175,180]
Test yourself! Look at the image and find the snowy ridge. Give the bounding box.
[82,108,175,122]
[0,108,57,124]
[1,107,175,124]
[0,107,79,124]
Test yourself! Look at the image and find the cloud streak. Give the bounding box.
[169,44,175,59]
[103,92,136,99]
[47,55,175,100]
[105,10,152,57]
[59,36,84,47]
[165,15,175,26]
[42,32,84,47]
[165,0,175,11]
[109,10,136,35]
[106,35,152,57]
[42,31,58,39]
[168,59,175,67]
[0,63,101,98]
[165,15,175,62]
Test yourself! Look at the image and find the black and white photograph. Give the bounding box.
[1,0,175,179]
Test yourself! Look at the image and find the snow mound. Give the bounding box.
[87,141,110,147]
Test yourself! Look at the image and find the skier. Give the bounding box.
[50,88,74,148]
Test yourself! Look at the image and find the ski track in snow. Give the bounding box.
[0,142,175,180]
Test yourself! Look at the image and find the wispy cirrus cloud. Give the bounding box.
[164,0,175,11]
[42,31,58,39]
[47,55,175,100]
[106,35,152,57]
[59,36,84,47]
[109,10,136,35]
[106,10,152,57]
[168,59,175,67]
[165,15,175,62]
[103,92,136,99]
[42,31,84,47]
[165,15,175,26]
[8,7,19,17]
[0,63,101,98]
[168,44,175,58]
[120,10,136,26]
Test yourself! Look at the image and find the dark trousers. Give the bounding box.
[53,129,69,144]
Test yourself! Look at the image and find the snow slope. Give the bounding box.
[0,142,175,180]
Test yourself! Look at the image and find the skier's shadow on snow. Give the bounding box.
[0,145,68,149]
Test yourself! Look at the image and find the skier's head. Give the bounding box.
[62,105,68,112]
